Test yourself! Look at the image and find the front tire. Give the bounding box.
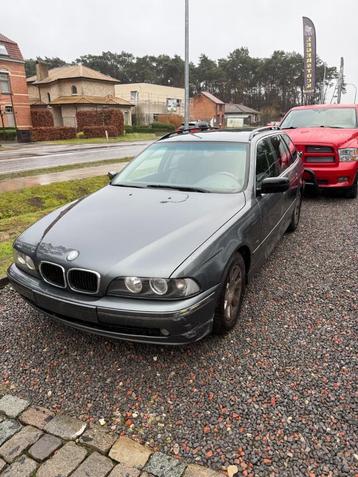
[213,253,246,335]
[345,175,357,199]
[286,189,302,233]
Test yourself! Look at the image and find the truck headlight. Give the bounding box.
[108,277,200,299]
[338,148,358,162]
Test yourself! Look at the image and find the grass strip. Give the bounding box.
[0,157,131,182]
[0,175,107,275]
[41,132,157,145]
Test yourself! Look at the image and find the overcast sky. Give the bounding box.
[2,0,357,102]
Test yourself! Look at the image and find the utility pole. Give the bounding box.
[320,63,327,104]
[184,0,190,129]
[336,57,344,104]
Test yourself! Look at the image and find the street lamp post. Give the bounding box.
[184,0,190,129]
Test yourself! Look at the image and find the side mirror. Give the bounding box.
[259,177,290,194]
[108,171,116,182]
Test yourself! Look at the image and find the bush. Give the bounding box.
[31,110,54,127]
[0,128,17,141]
[82,126,118,138]
[31,127,76,141]
[76,108,124,136]
[151,122,175,132]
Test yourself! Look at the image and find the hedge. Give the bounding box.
[0,128,17,141]
[76,109,124,136]
[151,122,176,131]
[82,126,118,138]
[31,127,76,141]
[31,110,54,127]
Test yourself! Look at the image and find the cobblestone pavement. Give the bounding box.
[0,195,357,476]
[0,394,224,476]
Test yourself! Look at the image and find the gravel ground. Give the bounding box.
[1,195,357,476]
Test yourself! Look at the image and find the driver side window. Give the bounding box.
[256,138,278,185]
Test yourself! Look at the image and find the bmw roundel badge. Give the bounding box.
[67,250,79,261]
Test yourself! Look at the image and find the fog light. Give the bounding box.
[160,328,170,336]
[338,176,348,182]
[124,277,143,294]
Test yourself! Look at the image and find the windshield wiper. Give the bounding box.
[319,125,344,129]
[146,184,210,193]
[111,183,148,189]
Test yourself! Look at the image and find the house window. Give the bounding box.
[130,91,139,103]
[71,85,78,95]
[0,44,8,56]
[0,72,10,94]
[4,105,13,113]
[47,93,51,102]
[166,98,177,112]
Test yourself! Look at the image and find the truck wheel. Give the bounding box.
[287,189,302,232]
[213,253,246,335]
[345,176,357,199]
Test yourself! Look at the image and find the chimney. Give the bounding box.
[36,61,49,81]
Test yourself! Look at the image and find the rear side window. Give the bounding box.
[282,134,298,165]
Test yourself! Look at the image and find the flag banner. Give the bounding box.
[303,17,316,95]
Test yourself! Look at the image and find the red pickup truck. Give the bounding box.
[281,104,358,198]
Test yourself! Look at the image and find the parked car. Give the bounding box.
[8,128,303,345]
[281,104,358,198]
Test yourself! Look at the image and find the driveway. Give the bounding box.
[0,141,151,174]
[0,196,357,475]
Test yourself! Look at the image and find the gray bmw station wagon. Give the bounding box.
[8,128,303,345]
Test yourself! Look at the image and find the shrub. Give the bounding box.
[0,128,17,141]
[151,122,175,132]
[31,127,76,141]
[76,108,124,136]
[82,126,118,138]
[31,109,54,127]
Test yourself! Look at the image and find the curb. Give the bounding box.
[0,276,9,289]
[0,393,228,476]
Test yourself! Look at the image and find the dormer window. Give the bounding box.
[71,85,78,95]
[0,44,8,56]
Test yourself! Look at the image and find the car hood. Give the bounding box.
[283,127,358,147]
[32,185,245,278]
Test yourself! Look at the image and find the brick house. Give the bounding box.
[190,91,225,127]
[0,33,31,129]
[27,63,133,127]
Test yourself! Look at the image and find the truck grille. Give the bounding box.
[68,269,100,294]
[306,145,334,153]
[303,145,336,164]
[40,262,66,288]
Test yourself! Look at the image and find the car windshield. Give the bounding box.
[111,141,249,193]
[281,107,358,129]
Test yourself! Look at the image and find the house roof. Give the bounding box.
[27,64,120,85]
[225,103,260,115]
[200,91,225,105]
[0,33,24,62]
[49,95,133,107]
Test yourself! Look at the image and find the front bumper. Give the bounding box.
[7,264,218,345]
[303,162,357,189]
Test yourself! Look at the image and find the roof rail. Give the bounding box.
[249,126,280,140]
[158,125,218,141]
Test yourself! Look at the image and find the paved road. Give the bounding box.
[0,161,128,192]
[0,141,151,174]
[1,195,357,475]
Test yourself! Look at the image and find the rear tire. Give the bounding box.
[286,188,302,233]
[213,253,246,335]
[345,176,357,199]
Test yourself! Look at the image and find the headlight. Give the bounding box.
[13,249,37,274]
[338,148,358,162]
[108,277,200,299]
